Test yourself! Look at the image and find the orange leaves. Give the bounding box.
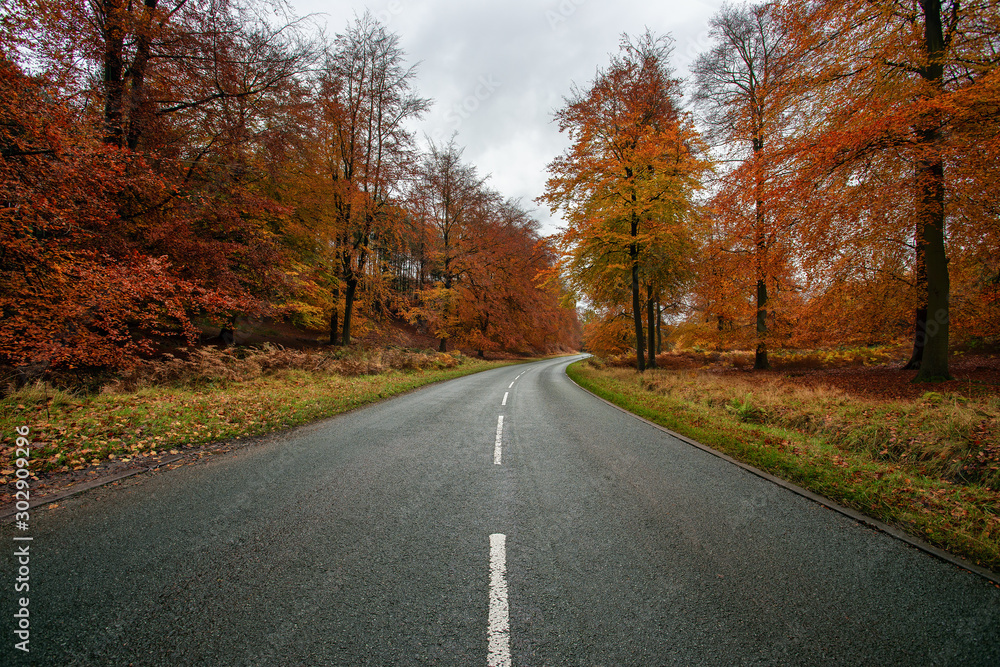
[543,31,705,368]
[408,140,578,354]
[681,0,1000,362]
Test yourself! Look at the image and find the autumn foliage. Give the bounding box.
[5,1,998,385]
[542,32,706,371]
[544,4,998,380]
[1,5,579,384]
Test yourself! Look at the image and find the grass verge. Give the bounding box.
[1,355,517,483]
[567,360,1000,572]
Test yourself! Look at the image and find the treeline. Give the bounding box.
[544,1,999,381]
[0,3,579,379]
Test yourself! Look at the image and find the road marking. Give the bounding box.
[488,533,510,667]
[508,381,515,389]
[502,392,508,406]
[494,416,504,465]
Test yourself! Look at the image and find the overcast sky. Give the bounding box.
[289,0,726,235]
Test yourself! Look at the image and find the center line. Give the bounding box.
[488,533,511,667]
[502,392,508,406]
[508,381,515,389]
[493,415,504,465]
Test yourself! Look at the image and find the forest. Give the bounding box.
[0,1,580,387]
[545,0,999,383]
[1,0,998,387]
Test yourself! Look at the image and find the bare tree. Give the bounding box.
[322,12,430,344]
[410,139,488,351]
[692,2,792,370]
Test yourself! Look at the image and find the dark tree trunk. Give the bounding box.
[340,224,370,347]
[220,321,236,347]
[630,249,645,372]
[102,0,126,146]
[755,278,769,370]
[903,234,927,369]
[628,203,645,371]
[124,0,158,150]
[914,145,950,381]
[439,337,447,353]
[656,300,663,353]
[752,133,769,371]
[913,0,951,382]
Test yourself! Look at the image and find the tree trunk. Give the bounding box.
[646,284,656,369]
[340,224,370,347]
[439,337,447,352]
[914,141,950,381]
[124,0,158,150]
[752,136,769,370]
[913,0,951,382]
[220,317,236,347]
[656,300,663,353]
[755,278,769,369]
[630,240,645,372]
[102,0,126,146]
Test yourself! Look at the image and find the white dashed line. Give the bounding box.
[493,416,504,465]
[508,381,515,389]
[488,533,511,667]
[502,392,508,406]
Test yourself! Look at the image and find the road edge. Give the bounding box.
[563,360,1000,587]
[1,359,531,520]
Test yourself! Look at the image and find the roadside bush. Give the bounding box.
[99,345,468,391]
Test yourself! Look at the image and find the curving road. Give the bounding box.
[3,355,999,665]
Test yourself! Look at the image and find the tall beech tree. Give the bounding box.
[692,1,795,370]
[543,31,705,371]
[322,13,429,345]
[410,140,487,351]
[780,0,1000,381]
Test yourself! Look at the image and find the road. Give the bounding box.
[3,355,999,665]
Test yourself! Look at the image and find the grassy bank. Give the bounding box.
[1,347,517,481]
[567,360,1000,572]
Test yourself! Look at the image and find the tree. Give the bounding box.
[778,0,1000,381]
[409,140,486,351]
[321,13,429,345]
[0,56,242,372]
[543,31,705,371]
[692,2,796,370]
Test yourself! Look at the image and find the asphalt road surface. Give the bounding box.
[3,355,999,665]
